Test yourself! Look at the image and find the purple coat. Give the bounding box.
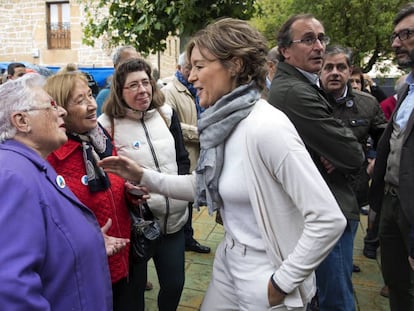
[0,140,112,310]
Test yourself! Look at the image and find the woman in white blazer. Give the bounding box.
[99,18,346,311]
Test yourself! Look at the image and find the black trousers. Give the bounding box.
[129,228,185,311]
[113,276,141,311]
[379,189,414,310]
[364,208,380,251]
[184,202,195,245]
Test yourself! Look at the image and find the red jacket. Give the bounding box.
[380,95,397,121]
[47,138,131,284]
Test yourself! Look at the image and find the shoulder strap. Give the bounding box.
[110,117,115,139]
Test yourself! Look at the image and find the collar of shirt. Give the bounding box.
[296,67,320,87]
[395,71,414,129]
[266,75,272,91]
[335,85,349,102]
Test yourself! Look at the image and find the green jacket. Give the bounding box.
[268,62,365,220]
[331,87,386,149]
[329,86,387,207]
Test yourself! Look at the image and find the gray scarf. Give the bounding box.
[194,82,260,214]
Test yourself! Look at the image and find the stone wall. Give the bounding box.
[0,0,178,78]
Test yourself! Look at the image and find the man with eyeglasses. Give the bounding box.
[370,3,414,310]
[268,14,365,311]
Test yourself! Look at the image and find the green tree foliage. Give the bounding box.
[250,0,293,48]
[252,0,410,73]
[81,0,260,55]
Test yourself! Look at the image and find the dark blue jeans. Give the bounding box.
[316,220,357,311]
[130,227,186,311]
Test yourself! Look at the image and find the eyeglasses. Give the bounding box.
[123,80,151,92]
[24,100,59,112]
[290,35,330,46]
[390,28,414,43]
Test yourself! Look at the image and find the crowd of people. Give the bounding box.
[1,3,414,311]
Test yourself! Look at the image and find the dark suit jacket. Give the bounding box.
[370,83,414,223]
[268,62,365,220]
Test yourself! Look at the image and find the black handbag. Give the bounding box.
[129,202,161,262]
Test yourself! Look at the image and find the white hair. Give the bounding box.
[0,73,45,142]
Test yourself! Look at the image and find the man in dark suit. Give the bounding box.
[370,3,414,310]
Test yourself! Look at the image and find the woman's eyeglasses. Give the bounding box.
[123,80,151,92]
[23,100,59,112]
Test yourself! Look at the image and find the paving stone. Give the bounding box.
[143,206,390,310]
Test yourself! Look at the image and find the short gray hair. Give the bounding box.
[267,46,279,64]
[324,45,353,67]
[0,73,45,142]
[112,46,139,67]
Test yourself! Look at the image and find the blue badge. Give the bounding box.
[132,140,141,149]
[56,175,66,188]
[346,99,354,108]
[81,175,89,186]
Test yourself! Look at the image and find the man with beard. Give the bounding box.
[370,3,414,310]
[268,14,365,311]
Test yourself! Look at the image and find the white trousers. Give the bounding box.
[201,233,306,311]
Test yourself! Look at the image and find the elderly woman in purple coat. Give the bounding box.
[0,73,129,310]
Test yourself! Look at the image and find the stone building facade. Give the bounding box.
[0,0,178,78]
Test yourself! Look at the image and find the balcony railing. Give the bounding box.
[46,22,71,49]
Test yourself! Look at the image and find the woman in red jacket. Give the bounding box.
[45,70,139,311]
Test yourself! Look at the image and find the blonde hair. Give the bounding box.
[44,72,88,109]
[57,63,78,74]
[186,18,268,91]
